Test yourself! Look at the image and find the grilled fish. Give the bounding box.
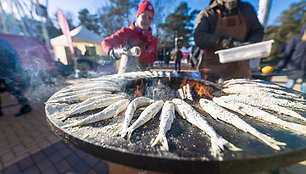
[172,98,241,160]
[213,97,306,135]
[115,97,154,137]
[223,78,285,90]
[62,99,130,128]
[62,94,128,121]
[225,84,302,99]
[229,94,306,111]
[223,86,305,102]
[126,100,164,140]
[54,86,121,99]
[47,90,112,103]
[151,101,175,151]
[200,99,286,150]
[220,95,306,122]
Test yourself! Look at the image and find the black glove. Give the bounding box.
[109,49,120,60]
[123,45,131,52]
[219,36,251,48]
[229,38,250,48]
[273,66,281,72]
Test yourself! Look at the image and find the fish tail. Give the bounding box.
[160,136,169,151]
[126,129,134,141]
[61,114,70,121]
[151,134,169,151]
[259,134,285,150]
[223,141,242,152]
[62,121,82,128]
[112,128,121,137]
[120,130,128,138]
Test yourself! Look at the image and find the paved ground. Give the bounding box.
[0,62,305,174]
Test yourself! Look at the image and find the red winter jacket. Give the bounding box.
[102,22,157,64]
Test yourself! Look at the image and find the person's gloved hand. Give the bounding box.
[109,49,121,60]
[273,66,281,72]
[122,45,131,52]
[219,36,250,48]
[229,38,250,47]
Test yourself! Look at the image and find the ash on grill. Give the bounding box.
[45,71,306,162]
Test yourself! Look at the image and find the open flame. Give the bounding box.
[180,78,213,98]
[135,79,143,97]
[199,68,210,73]
[158,79,161,85]
[194,83,213,98]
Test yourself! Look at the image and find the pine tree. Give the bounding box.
[158,2,199,49]
[78,9,100,35]
[264,1,305,63]
[98,0,139,37]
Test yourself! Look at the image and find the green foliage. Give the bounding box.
[158,2,199,50]
[263,1,305,64]
[48,11,76,39]
[98,0,140,37]
[46,19,61,38]
[78,9,100,35]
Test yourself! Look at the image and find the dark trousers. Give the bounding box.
[0,78,29,109]
[175,60,181,72]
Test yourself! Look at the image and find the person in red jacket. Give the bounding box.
[102,1,157,72]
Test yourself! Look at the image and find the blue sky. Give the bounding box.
[48,0,303,27]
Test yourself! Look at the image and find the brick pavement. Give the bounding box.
[0,82,110,174]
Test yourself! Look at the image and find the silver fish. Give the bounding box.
[115,97,154,137]
[224,84,302,99]
[151,101,175,151]
[223,86,305,102]
[229,94,306,111]
[126,100,164,140]
[59,82,107,93]
[220,95,306,122]
[62,94,128,121]
[223,78,285,90]
[52,86,121,99]
[200,99,286,150]
[46,90,112,103]
[172,98,241,160]
[63,99,130,128]
[213,97,306,135]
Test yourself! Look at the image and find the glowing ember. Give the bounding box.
[180,78,213,99]
[135,79,143,97]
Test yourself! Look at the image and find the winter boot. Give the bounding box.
[15,104,32,117]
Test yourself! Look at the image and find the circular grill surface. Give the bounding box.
[45,71,306,174]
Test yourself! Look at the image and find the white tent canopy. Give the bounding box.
[50,25,103,45]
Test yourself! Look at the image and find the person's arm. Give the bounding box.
[241,3,264,43]
[275,36,297,70]
[194,10,225,50]
[194,9,248,49]
[137,36,157,64]
[101,27,128,56]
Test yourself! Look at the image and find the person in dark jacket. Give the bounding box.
[194,0,264,81]
[0,38,32,116]
[173,46,183,72]
[102,1,157,72]
[274,23,306,93]
[164,50,171,68]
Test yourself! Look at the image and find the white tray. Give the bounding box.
[215,40,274,63]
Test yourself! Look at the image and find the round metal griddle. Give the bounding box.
[45,73,306,174]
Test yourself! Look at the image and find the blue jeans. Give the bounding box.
[286,78,306,94]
